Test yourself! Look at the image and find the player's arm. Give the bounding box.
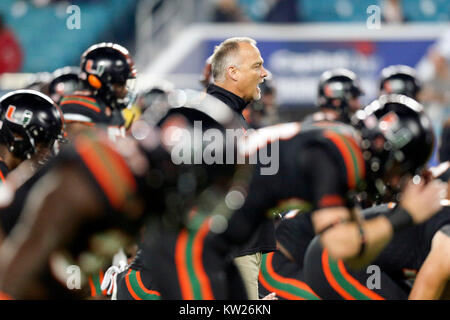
[317,179,445,270]
[0,163,102,299]
[309,146,446,269]
[313,207,393,269]
[409,225,450,300]
[306,146,391,267]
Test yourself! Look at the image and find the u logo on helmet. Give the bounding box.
[379,112,412,149]
[5,105,33,126]
[85,59,105,76]
[324,84,334,98]
[379,112,400,134]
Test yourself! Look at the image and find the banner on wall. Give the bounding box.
[204,39,434,106]
[143,23,447,108]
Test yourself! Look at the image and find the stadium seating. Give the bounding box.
[402,0,449,22]
[238,0,450,23]
[3,0,136,73]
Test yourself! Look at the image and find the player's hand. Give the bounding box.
[261,292,278,300]
[400,177,448,224]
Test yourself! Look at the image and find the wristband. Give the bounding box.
[385,205,414,233]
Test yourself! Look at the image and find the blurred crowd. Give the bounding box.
[211,0,413,24]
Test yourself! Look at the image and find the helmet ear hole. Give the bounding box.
[88,75,102,89]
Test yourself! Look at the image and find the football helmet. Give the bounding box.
[48,66,81,104]
[353,94,434,199]
[379,65,421,99]
[0,90,64,160]
[317,68,364,123]
[79,42,137,110]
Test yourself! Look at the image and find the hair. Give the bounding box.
[210,37,257,82]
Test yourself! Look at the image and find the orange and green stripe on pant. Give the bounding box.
[89,270,107,298]
[175,214,214,300]
[124,269,161,300]
[322,249,384,300]
[258,252,321,300]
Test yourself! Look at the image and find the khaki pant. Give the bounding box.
[233,252,263,300]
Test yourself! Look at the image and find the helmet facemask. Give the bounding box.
[114,77,137,110]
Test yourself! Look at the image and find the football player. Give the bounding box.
[379,65,422,100]
[59,42,137,140]
[303,68,364,125]
[212,94,445,300]
[48,66,81,104]
[0,90,64,181]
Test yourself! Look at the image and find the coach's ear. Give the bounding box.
[227,65,239,82]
